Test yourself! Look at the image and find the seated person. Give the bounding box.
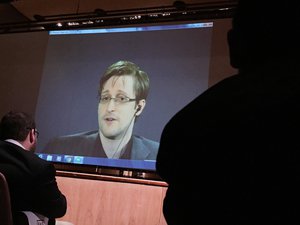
[0,111,68,225]
[43,60,159,160]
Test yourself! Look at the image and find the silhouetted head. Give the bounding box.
[0,111,38,151]
[228,0,300,71]
[0,111,35,141]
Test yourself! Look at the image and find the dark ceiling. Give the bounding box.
[0,3,29,24]
[0,0,237,34]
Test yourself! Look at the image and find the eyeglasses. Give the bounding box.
[99,94,136,105]
[27,127,39,138]
[34,129,39,138]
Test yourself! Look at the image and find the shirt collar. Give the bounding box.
[5,139,26,149]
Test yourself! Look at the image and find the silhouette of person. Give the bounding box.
[156,0,300,224]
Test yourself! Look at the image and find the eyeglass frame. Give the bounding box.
[99,94,137,105]
[27,127,39,138]
[34,129,39,138]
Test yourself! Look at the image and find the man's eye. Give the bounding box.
[117,96,127,102]
[101,96,110,101]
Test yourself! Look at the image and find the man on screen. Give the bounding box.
[43,60,159,160]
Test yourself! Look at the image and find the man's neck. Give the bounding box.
[99,132,132,159]
[5,139,26,150]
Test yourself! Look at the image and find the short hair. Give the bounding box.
[98,60,150,103]
[0,111,35,141]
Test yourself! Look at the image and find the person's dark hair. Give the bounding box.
[98,60,150,103]
[0,111,35,141]
[228,0,300,70]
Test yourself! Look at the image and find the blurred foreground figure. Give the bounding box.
[156,1,300,224]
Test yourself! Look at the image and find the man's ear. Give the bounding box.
[136,105,142,113]
[28,129,35,143]
[21,129,35,151]
[135,100,146,116]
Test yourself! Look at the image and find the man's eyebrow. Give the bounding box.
[101,90,109,95]
[115,90,129,95]
[101,90,130,96]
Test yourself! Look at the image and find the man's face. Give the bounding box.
[98,75,137,140]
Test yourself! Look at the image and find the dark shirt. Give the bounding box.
[0,140,67,225]
[156,66,300,225]
[43,130,159,160]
